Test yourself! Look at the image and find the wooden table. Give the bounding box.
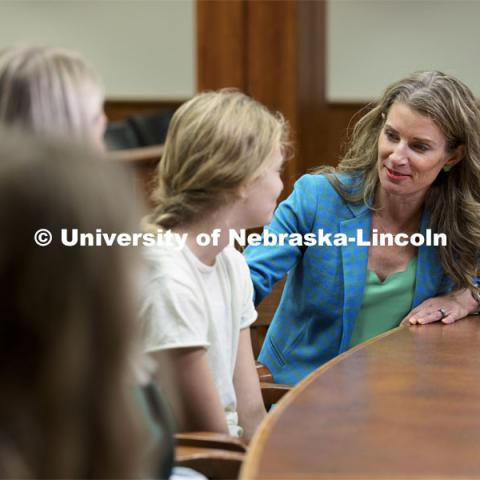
[242,317,480,479]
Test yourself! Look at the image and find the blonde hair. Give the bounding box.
[149,89,288,229]
[0,45,104,145]
[316,71,480,290]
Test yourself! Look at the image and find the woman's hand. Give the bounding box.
[401,289,479,325]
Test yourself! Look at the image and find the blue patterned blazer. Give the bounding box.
[244,174,454,385]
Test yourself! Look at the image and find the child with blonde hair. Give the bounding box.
[141,90,288,442]
[0,45,106,150]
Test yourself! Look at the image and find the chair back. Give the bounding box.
[251,277,286,358]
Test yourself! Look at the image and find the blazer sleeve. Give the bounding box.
[244,174,320,306]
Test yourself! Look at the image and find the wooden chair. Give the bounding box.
[252,276,287,390]
[175,431,245,479]
[251,277,286,359]
[175,443,245,479]
[256,362,273,383]
[175,432,246,452]
[260,382,290,409]
[174,381,289,479]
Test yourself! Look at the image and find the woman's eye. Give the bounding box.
[385,130,398,142]
[412,143,429,153]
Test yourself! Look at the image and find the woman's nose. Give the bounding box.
[389,142,408,165]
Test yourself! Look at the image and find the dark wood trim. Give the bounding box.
[296,0,327,173]
[196,0,329,190]
[197,0,247,91]
[104,99,185,122]
[245,0,298,190]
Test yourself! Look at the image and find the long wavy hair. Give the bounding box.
[0,132,147,478]
[148,89,289,230]
[316,71,480,290]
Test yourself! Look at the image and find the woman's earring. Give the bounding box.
[443,164,452,173]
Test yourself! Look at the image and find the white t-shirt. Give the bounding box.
[140,241,257,436]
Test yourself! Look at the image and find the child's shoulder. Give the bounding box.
[143,244,192,281]
[221,244,247,262]
[219,245,250,274]
[143,242,183,262]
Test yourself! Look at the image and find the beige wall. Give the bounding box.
[0,0,195,99]
[327,0,480,101]
[3,0,476,102]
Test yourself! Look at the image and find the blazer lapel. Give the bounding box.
[413,210,445,306]
[338,203,371,351]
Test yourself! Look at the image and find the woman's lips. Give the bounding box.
[385,167,411,181]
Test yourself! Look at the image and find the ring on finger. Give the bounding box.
[438,307,447,319]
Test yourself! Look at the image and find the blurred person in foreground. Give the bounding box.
[0,131,173,478]
[0,45,106,151]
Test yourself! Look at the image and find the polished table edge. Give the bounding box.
[240,320,480,480]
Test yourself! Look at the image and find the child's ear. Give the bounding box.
[236,184,249,200]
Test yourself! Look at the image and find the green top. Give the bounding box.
[348,257,417,348]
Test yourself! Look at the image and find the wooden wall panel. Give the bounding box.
[104,99,184,122]
[197,0,246,91]
[246,1,297,113]
[296,0,327,173]
[196,1,368,182]
[245,0,299,189]
[197,0,327,192]
[308,103,367,172]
